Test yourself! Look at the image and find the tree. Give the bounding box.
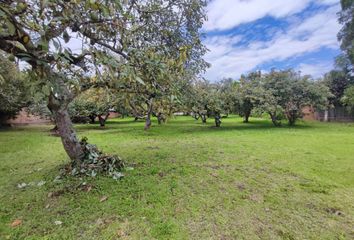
[188,80,226,127]
[338,0,354,68]
[234,72,262,123]
[188,80,210,123]
[323,70,352,107]
[0,1,207,165]
[0,52,30,126]
[259,70,330,126]
[341,85,354,111]
[69,88,115,127]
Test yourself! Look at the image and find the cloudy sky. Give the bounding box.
[202,0,341,81]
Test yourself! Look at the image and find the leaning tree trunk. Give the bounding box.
[269,112,281,127]
[47,86,84,162]
[199,113,207,124]
[98,113,110,127]
[144,97,154,130]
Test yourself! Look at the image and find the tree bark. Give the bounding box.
[269,112,281,126]
[215,114,221,127]
[243,111,250,123]
[157,112,165,125]
[47,83,84,162]
[144,97,154,130]
[98,113,109,127]
[199,113,207,123]
[49,103,84,161]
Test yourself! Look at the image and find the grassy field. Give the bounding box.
[0,116,353,239]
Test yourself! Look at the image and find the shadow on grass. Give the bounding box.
[73,117,318,139]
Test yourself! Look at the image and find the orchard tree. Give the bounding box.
[260,70,331,126]
[69,88,115,127]
[189,80,210,123]
[188,80,225,127]
[235,71,262,123]
[0,52,30,126]
[216,78,236,117]
[0,1,207,168]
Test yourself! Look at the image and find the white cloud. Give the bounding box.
[204,0,339,31]
[298,61,334,78]
[203,5,341,80]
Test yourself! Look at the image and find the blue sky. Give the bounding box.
[202,0,341,81]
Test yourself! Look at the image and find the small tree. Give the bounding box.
[235,72,262,123]
[69,88,115,127]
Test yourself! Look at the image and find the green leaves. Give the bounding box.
[5,40,27,52]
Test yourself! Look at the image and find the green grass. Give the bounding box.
[0,116,353,239]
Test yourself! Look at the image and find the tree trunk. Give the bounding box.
[215,114,221,127]
[157,112,165,125]
[324,109,328,122]
[286,112,296,126]
[50,125,60,136]
[48,90,84,162]
[98,113,109,127]
[199,113,207,123]
[89,115,96,124]
[144,98,154,130]
[243,111,250,123]
[269,112,281,127]
[50,106,84,161]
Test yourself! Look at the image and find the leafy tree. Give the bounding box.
[322,70,352,107]
[0,0,207,165]
[259,70,331,126]
[69,88,115,127]
[216,78,236,117]
[341,85,354,111]
[188,80,226,127]
[0,53,30,126]
[234,72,262,123]
[338,0,354,68]
[188,80,210,123]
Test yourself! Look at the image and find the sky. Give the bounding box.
[202,0,342,81]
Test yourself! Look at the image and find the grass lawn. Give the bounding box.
[0,116,353,239]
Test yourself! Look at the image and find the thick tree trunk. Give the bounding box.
[51,106,84,161]
[144,98,154,130]
[48,90,84,162]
